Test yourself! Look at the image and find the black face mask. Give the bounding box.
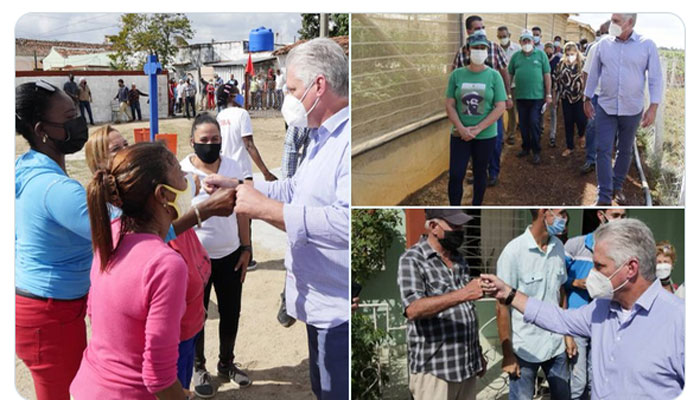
[46,116,88,154]
[194,143,221,164]
[438,229,464,252]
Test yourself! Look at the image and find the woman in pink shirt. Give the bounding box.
[71,142,189,400]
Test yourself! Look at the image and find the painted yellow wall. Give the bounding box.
[352,118,453,206]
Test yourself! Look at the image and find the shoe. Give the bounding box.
[530,154,541,165]
[613,190,627,205]
[487,176,498,187]
[561,149,573,157]
[580,161,595,174]
[506,136,515,145]
[277,292,296,328]
[247,259,257,271]
[549,138,556,147]
[516,149,529,158]
[193,369,216,398]
[218,361,252,388]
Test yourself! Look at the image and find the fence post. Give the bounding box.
[654,59,667,159]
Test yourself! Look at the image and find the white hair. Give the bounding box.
[287,38,348,98]
[594,218,656,281]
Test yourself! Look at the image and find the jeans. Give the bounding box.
[79,101,94,124]
[584,95,599,163]
[516,99,545,155]
[570,336,592,400]
[549,99,558,140]
[509,352,570,400]
[561,99,587,150]
[178,332,199,390]
[487,117,504,179]
[185,96,196,118]
[307,321,349,400]
[594,104,643,203]
[130,100,142,121]
[267,88,276,109]
[195,248,243,370]
[448,135,497,205]
[16,294,87,400]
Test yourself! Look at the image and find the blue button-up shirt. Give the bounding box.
[524,279,685,400]
[583,31,663,116]
[255,106,349,329]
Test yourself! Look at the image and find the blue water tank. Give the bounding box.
[249,27,274,52]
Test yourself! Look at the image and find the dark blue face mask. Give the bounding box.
[42,116,88,154]
[193,142,221,164]
[438,229,464,252]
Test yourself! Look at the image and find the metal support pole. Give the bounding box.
[144,54,162,141]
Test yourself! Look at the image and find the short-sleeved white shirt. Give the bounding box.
[217,106,254,179]
[496,225,568,363]
[180,154,244,259]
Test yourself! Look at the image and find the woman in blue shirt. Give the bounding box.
[15,80,91,400]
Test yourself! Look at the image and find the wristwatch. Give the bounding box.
[504,287,517,306]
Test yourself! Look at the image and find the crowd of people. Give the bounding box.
[446,13,662,206]
[398,209,684,400]
[15,37,349,400]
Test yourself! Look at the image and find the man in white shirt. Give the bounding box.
[497,25,521,145]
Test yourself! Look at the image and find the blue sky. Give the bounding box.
[570,13,685,49]
[15,13,305,45]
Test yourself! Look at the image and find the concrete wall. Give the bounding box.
[352,117,452,206]
[16,72,168,124]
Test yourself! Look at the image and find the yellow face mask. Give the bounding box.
[159,174,194,219]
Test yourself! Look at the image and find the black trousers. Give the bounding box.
[561,98,587,150]
[195,247,243,370]
[185,96,196,118]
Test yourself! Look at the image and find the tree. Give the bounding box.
[297,14,349,40]
[107,13,194,70]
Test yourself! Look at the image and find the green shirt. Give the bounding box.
[508,49,551,100]
[445,66,506,140]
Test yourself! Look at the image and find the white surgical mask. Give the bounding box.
[567,54,577,63]
[500,38,510,46]
[656,263,673,280]
[522,44,533,53]
[470,49,488,65]
[586,264,630,299]
[161,173,195,219]
[281,78,320,128]
[609,22,624,38]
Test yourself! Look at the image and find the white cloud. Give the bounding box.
[570,12,685,49]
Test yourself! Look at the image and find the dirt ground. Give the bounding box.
[15,114,315,399]
[400,107,650,206]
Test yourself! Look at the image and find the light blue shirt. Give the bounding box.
[584,31,663,116]
[497,226,567,363]
[255,106,349,329]
[15,150,92,299]
[524,279,684,399]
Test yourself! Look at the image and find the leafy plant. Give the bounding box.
[352,313,390,399]
[351,209,400,284]
[107,13,194,70]
[298,14,349,40]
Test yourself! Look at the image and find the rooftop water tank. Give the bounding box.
[249,27,274,52]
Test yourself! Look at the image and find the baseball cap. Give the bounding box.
[468,31,489,47]
[425,209,473,226]
[520,30,534,41]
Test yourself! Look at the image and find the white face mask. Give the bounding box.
[500,37,510,46]
[609,22,624,38]
[522,44,533,53]
[656,263,673,280]
[567,54,577,63]
[281,78,320,128]
[470,49,488,65]
[161,173,195,220]
[586,264,630,299]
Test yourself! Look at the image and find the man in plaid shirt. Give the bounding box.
[281,126,312,178]
[452,15,513,187]
[397,209,486,400]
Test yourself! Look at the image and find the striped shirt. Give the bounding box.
[397,235,483,382]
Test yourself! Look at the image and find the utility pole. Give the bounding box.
[320,13,329,37]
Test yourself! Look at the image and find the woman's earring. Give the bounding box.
[42,134,47,143]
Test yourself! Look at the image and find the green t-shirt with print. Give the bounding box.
[508,49,551,100]
[445,66,506,140]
